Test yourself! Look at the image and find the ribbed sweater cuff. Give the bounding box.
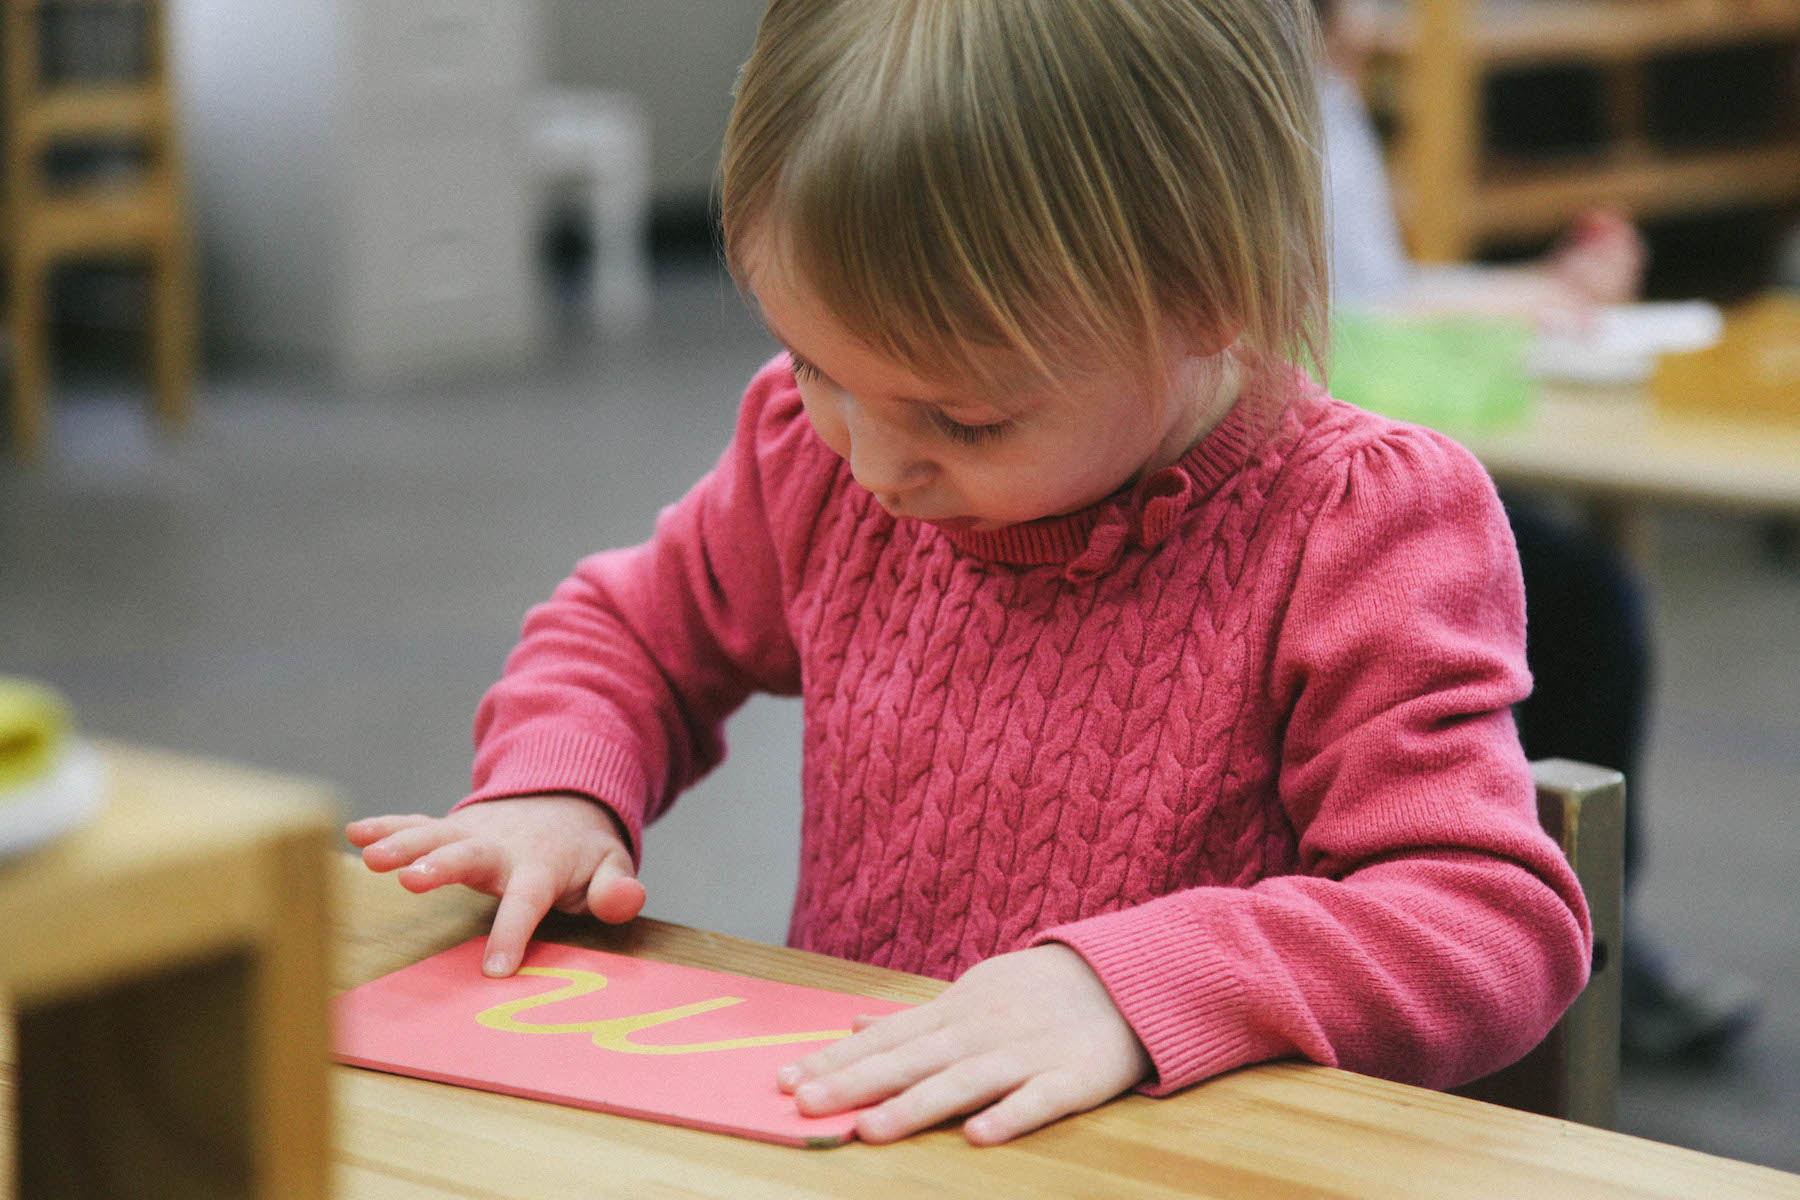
[454,730,652,867]
[1034,904,1273,1097]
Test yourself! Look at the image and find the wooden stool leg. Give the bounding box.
[1584,498,1654,571]
[249,826,334,1198]
[149,236,195,432]
[7,254,51,458]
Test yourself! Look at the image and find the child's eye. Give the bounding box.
[929,409,1010,446]
[788,352,823,383]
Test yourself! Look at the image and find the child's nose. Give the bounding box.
[845,412,933,500]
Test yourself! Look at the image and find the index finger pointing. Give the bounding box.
[482,866,558,977]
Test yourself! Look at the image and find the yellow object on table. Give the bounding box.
[0,677,70,796]
[1654,293,1800,423]
[0,677,105,863]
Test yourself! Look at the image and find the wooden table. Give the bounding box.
[1453,382,1800,558]
[1461,384,1800,517]
[334,859,1800,1199]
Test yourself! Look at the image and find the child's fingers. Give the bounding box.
[585,852,646,924]
[482,864,560,977]
[961,1072,1085,1147]
[397,838,500,895]
[792,1026,965,1115]
[854,1054,1020,1143]
[345,813,432,848]
[359,821,465,872]
[778,1005,936,1091]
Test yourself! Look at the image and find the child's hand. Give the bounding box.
[1546,208,1646,307]
[776,943,1151,1146]
[345,793,645,977]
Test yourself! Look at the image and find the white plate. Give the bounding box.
[1531,301,1725,385]
[0,740,107,862]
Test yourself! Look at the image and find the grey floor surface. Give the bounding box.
[3,264,1796,1172]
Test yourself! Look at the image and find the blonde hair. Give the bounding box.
[720,0,1328,390]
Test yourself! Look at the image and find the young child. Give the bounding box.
[348,0,1590,1146]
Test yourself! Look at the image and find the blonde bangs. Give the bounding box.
[722,0,1328,388]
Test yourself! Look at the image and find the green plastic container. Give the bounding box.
[1326,310,1536,435]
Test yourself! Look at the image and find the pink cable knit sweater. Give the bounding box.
[460,357,1591,1096]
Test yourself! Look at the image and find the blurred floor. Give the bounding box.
[2,263,1796,1171]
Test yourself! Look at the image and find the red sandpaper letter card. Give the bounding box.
[333,937,913,1147]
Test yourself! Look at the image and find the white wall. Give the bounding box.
[171,0,749,366]
[544,0,763,201]
[172,0,541,376]
[172,0,341,361]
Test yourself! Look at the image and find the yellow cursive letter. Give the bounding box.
[474,968,850,1055]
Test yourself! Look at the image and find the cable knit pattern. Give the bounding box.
[459,354,1592,1096]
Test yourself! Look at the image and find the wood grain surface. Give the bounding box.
[332,857,1800,1200]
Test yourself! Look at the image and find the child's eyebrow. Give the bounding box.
[773,338,833,386]
[761,314,1031,418]
[758,318,822,374]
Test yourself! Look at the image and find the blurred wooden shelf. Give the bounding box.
[1371,0,1800,260]
[1474,141,1800,240]
[1375,0,1800,65]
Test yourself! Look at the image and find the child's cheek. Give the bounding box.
[798,393,851,462]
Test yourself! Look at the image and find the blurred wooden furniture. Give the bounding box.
[327,802,1799,1197]
[1459,378,1800,555]
[0,743,337,1199]
[1,0,196,458]
[1454,758,1625,1126]
[1371,0,1800,260]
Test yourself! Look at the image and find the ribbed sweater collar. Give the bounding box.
[935,373,1276,579]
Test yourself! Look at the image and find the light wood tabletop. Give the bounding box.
[1459,383,1800,517]
[333,858,1800,1200]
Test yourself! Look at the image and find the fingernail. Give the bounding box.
[484,954,510,977]
[795,1082,826,1109]
[776,1064,801,1089]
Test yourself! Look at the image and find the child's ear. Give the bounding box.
[1172,314,1242,361]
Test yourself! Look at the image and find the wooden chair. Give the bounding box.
[1453,758,1625,1127]
[1,0,196,459]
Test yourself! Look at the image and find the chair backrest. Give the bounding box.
[1451,758,1625,1127]
[2,0,194,458]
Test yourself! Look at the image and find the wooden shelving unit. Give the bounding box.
[1370,0,1800,260]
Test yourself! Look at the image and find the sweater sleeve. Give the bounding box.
[1034,425,1592,1095]
[452,359,812,862]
